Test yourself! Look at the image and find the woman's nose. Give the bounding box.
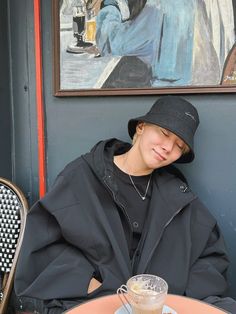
[161,139,174,152]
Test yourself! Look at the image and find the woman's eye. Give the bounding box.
[177,144,184,150]
[161,129,168,136]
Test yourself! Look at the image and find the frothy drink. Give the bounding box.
[117,274,168,314]
[129,284,165,314]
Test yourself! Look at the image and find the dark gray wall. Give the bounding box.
[0,0,12,179]
[4,0,236,300]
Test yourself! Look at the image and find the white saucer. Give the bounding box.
[115,304,177,314]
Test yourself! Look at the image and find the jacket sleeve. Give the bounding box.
[14,176,96,302]
[185,223,236,312]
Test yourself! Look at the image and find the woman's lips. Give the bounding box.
[152,149,167,161]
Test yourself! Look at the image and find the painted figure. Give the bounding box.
[96,0,235,86]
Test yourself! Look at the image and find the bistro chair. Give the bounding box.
[0,177,28,314]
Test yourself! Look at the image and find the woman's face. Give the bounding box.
[134,122,188,170]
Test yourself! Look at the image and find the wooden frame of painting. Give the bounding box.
[52,0,236,96]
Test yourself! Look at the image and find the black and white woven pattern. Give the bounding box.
[0,184,21,274]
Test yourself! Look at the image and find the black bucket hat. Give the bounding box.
[128,95,200,163]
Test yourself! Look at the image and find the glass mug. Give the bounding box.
[117,274,168,314]
[85,19,96,42]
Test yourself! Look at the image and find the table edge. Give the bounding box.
[62,293,229,314]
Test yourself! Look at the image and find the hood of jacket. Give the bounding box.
[82,138,131,184]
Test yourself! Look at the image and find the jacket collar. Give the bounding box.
[83,138,131,184]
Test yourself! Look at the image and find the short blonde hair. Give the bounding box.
[132,133,138,145]
[182,145,190,155]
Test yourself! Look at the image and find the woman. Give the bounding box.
[14,96,236,313]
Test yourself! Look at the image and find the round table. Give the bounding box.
[63,294,229,313]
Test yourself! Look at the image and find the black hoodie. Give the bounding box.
[14,139,236,313]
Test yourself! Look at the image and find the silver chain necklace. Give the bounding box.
[128,173,152,201]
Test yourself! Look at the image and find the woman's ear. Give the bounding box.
[136,122,145,135]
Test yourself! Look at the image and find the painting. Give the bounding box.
[52,0,236,96]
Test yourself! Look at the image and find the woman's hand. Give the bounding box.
[87,277,102,293]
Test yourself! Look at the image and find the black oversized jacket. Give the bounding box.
[14,139,236,313]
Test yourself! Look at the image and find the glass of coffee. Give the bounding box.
[117,274,168,314]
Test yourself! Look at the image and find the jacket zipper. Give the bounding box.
[131,238,142,274]
[103,178,133,248]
